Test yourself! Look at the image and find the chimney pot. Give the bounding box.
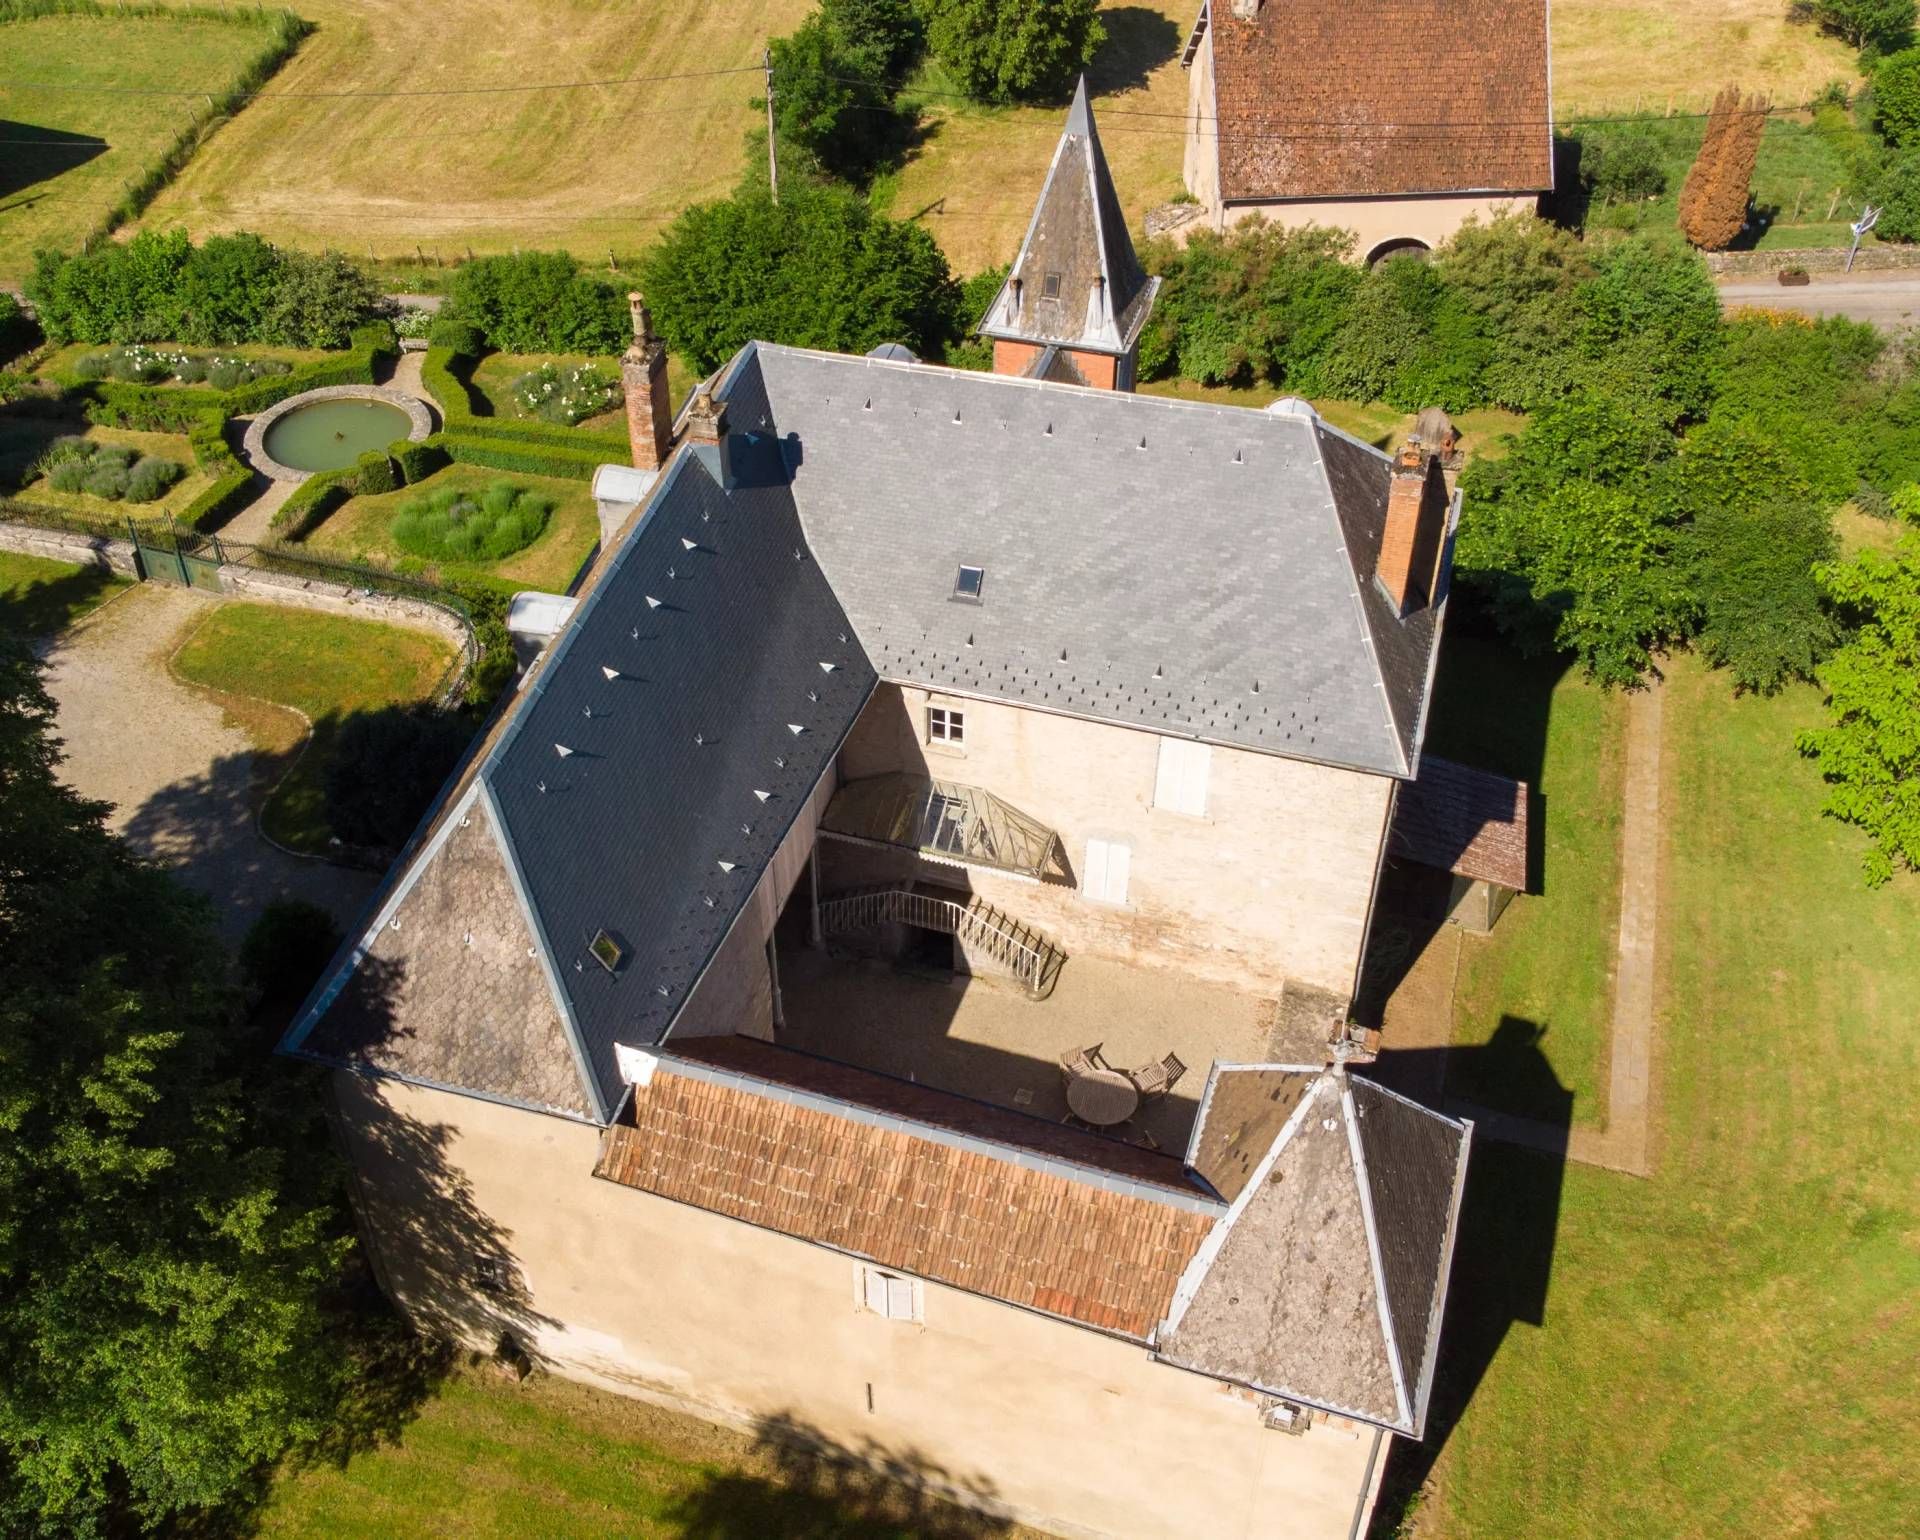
[622,290,671,471]
[685,382,728,447]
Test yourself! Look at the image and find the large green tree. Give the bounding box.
[920,0,1105,103]
[639,182,960,372]
[0,640,350,1534]
[767,15,900,183]
[1797,485,1920,885]
[1435,213,1593,411]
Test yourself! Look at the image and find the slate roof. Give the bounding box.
[1156,1067,1471,1436]
[595,1037,1217,1337]
[1198,0,1553,203]
[729,342,1448,777]
[978,77,1159,356]
[1389,754,1529,890]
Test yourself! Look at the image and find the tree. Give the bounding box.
[257,249,382,350]
[1575,236,1726,416]
[1867,145,1920,240]
[920,0,1105,104]
[25,229,192,344]
[1874,46,1920,145]
[945,263,1008,370]
[323,707,472,850]
[0,639,350,1534]
[443,251,627,355]
[1796,484,1920,884]
[767,16,901,183]
[1793,0,1915,58]
[179,232,282,346]
[638,182,961,372]
[1435,214,1594,410]
[1677,85,1768,251]
[822,0,924,83]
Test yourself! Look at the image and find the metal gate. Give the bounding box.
[130,522,224,593]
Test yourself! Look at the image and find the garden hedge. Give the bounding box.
[353,450,397,495]
[84,322,397,430]
[388,438,449,485]
[422,347,629,457]
[422,431,604,482]
[269,469,354,541]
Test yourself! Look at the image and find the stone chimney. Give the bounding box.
[1377,435,1450,616]
[622,291,671,471]
[683,381,727,446]
[1229,0,1263,18]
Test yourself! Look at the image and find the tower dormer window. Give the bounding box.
[1042,271,1062,299]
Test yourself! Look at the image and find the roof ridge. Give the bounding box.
[1342,1075,1414,1430]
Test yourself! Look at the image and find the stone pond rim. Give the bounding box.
[244,384,435,482]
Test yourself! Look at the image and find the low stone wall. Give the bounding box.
[0,522,139,575]
[243,384,436,482]
[1707,245,1920,278]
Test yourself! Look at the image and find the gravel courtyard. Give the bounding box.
[39,582,377,942]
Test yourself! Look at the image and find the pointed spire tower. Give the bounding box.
[978,76,1160,392]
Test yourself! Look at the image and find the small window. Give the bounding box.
[589,930,625,974]
[857,1264,923,1321]
[1041,271,1062,299]
[1083,837,1132,905]
[954,564,985,602]
[928,706,965,746]
[1153,738,1212,817]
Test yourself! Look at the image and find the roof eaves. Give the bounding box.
[1342,1074,1413,1432]
[310,1055,603,1126]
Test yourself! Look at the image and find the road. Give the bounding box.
[1717,269,1920,328]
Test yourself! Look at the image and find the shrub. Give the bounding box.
[447,580,517,707]
[125,454,184,503]
[1435,214,1593,410]
[426,315,484,356]
[26,229,192,344]
[82,464,127,500]
[508,361,623,425]
[945,264,1008,370]
[1870,146,1920,239]
[1317,255,1490,411]
[426,432,605,481]
[921,0,1105,104]
[1579,123,1669,203]
[270,469,354,540]
[71,352,110,381]
[179,232,281,345]
[1575,237,1725,416]
[34,437,182,504]
[237,899,343,1008]
[1677,86,1769,250]
[0,290,30,359]
[353,450,397,495]
[323,707,473,848]
[443,252,627,355]
[259,249,384,349]
[1875,47,1920,145]
[640,182,960,372]
[1793,0,1916,59]
[394,307,435,340]
[390,479,554,564]
[390,437,450,484]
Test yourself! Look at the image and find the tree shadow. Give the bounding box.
[0,118,106,208]
[1360,1018,1569,1536]
[668,1411,1016,1538]
[1539,132,1590,232]
[1085,7,1182,98]
[0,559,124,640]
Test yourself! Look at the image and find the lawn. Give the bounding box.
[170,601,456,851]
[259,1369,1036,1539]
[300,463,600,597]
[0,421,214,521]
[1422,636,1627,1126]
[1403,653,1920,1536]
[0,548,129,636]
[467,351,629,436]
[0,12,284,283]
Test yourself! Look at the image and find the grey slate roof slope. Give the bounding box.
[978,77,1159,356]
[731,342,1440,776]
[292,782,596,1119]
[479,446,877,1113]
[1155,1067,1471,1436]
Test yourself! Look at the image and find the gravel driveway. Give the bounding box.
[39,584,378,944]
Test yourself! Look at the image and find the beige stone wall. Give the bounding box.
[1183,33,1219,214]
[336,1073,1382,1540]
[834,685,1393,1001]
[1219,193,1536,261]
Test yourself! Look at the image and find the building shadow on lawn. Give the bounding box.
[0,118,106,207]
[1362,1019,1571,1537]
[669,1411,1018,1539]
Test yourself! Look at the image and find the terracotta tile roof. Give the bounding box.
[1205,0,1552,202]
[1389,754,1529,890]
[594,1047,1215,1338]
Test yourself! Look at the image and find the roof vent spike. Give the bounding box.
[1153,664,1164,680]
[787,723,805,735]
[630,626,640,639]
[717,860,737,873]
[1044,422,1053,437]
[807,689,819,702]
[774,754,787,769]
[953,408,962,424]
[693,731,704,746]
[793,547,803,561]
[703,895,716,909]
[754,789,771,802]
[864,397,872,410]
[819,660,836,672]
[666,565,677,580]
[1138,435,1147,450]
[645,595,662,609]
[582,705,593,719]
[740,823,753,835]
[536,779,547,794]
[554,743,573,757]
[1234,448,1244,464]
[602,665,619,681]
[681,537,697,551]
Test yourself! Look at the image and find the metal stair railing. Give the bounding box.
[816,886,1063,996]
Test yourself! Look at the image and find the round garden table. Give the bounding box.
[1066,1068,1140,1126]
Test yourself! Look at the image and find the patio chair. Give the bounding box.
[1129,1052,1187,1102]
[1058,1043,1105,1088]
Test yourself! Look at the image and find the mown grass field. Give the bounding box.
[259,1369,1041,1539]
[301,462,600,597]
[0,13,278,282]
[0,547,128,635]
[1398,652,1920,1537]
[1425,637,1628,1126]
[170,601,455,850]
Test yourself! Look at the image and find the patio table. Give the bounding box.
[1066,1068,1139,1126]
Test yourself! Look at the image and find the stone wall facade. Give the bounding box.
[1704,245,1920,277]
[832,684,1395,1002]
[0,522,138,574]
[335,1073,1386,1540]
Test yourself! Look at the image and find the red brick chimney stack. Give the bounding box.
[622,291,672,471]
[1377,433,1450,616]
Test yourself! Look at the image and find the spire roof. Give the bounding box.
[978,76,1159,357]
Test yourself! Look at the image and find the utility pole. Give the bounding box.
[764,46,779,205]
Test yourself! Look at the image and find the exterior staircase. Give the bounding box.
[816,886,1066,998]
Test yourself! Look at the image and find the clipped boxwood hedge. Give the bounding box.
[389,437,449,485]
[424,431,603,482]
[84,322,398,430]
[354,449,397,495]
[269,468,354,541]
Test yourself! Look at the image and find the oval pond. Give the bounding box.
[263,398,414,473]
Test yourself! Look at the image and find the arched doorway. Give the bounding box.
[1365,236,1432,267]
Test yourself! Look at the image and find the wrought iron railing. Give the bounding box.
[816,886,1063,997]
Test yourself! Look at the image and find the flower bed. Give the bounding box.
[72,345,293,389]
[35,436,185,503]
[390,479,554,563]
[508,361,623,426]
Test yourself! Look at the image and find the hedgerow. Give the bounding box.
[269,469,355,540]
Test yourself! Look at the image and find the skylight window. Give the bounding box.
[953,564,985,602]
[1041,271,1062,299]
[589,930,625,974]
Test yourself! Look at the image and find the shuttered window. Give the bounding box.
[857,1265,923,1321]
[1153,738,1211,817]
[1083,838,1132,905]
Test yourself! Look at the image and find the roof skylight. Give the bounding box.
[954,564,985,602]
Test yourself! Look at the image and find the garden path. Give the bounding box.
[39,584,376,943]
[219,475,295,545]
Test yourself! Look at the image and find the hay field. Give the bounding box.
[0,13,274,281]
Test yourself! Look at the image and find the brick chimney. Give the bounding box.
[1377,435,1450,616]
[622,292,671,471]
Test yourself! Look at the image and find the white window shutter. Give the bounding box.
[886,1275,918,1321]
[1181,742,1211,815]
[1154,740,1182,810]
[1084,838,1110,899]
[1105,841,1132,904]
[1155,739,1211,816]
[862,1266,891,1316]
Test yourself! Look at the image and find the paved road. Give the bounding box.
[41,585,377,943]
[1718,271,1920,327]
